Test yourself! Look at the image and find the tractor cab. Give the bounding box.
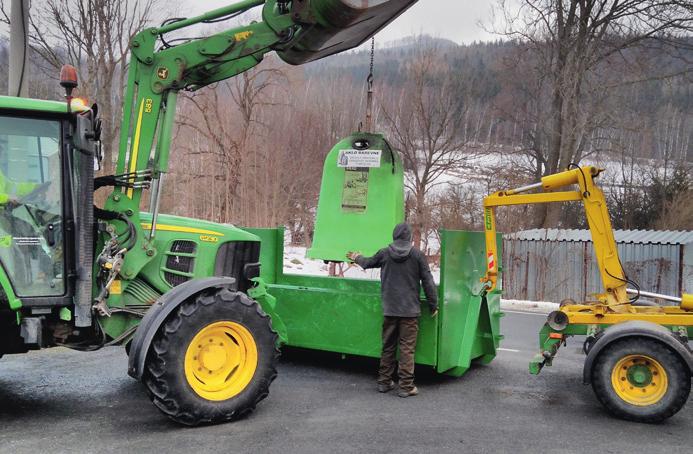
[0,86,100,350]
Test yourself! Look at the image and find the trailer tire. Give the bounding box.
[591,337,690,423]
[142,287,279,426]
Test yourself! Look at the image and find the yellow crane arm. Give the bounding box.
[482,166,628,306]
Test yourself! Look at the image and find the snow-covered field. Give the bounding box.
[420,148,672,208]
[283,245,385,280]
[283,245,557,314]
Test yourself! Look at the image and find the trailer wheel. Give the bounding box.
[142,287,279,426]
[591,337,690,423]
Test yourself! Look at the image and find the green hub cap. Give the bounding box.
[612,354,668,406]
[626,364,653,387]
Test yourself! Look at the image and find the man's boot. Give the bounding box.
[397,386,418,398]
[378,381,396,393]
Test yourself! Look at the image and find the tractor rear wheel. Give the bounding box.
[142,287,279,426]
[591,337,690,423]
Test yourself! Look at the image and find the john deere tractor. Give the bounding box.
[0,0,418,425]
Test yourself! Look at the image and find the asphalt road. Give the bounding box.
[0,311,691,454]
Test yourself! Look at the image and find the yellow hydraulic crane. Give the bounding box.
[482,165,692,422]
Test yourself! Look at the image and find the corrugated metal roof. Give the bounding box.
[506,229,693,245]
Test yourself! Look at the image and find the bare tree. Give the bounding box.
[1,0,167,171]
[492,0,692,226]
[656,189,693,230]
[162,53,367,241]
[381,43,474,248]
[170,63,287,224]
[172,86,244,224]
[229,64,290,226]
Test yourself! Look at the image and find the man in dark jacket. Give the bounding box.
[347,223,438,397]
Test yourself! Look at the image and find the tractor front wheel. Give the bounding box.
[591,337,690,423]
[142,287,279,426]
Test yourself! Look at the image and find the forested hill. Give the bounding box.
[305,35,692,162]
[0,32,690,236]
[0,35,689,165]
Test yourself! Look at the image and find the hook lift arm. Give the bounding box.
[482,166,629,308]
[482,166,693,382]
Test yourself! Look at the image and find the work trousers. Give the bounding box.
[378,316,419,391]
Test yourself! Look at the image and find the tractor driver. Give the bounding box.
[347,223,438,398]
[0,150,54,293]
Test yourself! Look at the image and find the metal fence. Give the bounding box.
[502,229,692,303]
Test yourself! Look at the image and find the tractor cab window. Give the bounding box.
[0,116,64,297]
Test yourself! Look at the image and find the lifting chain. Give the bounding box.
[365,37,375,133]
[367,36,375,91]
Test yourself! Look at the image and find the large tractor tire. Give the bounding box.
[142,287,279,426]
[590,337,690,423]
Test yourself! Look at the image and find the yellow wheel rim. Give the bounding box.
[611,354,668,406]
[184,321,258,401]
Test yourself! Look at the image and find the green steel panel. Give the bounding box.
[308,133,404,262]
[269,285,436,363]
[268,277,438,365]
[437,230,503,376]
[246,227,502,373]
[247,227,437,364]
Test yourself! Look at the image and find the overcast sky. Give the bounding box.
[182,1,497,45]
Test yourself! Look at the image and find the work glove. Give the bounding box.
[346,251,362,262]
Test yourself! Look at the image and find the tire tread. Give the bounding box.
[142,288,280,426]
[591,337,690,423]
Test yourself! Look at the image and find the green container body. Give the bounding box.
[307,133,405,262]
[249,227,503,376]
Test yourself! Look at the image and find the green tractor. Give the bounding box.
[0,0,418,425]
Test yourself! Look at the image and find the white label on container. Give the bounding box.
[337,149,382,168]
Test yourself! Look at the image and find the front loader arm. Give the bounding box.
[95,0,418,299]
[107,1,296,278]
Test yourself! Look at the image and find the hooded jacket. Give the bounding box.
[355,223,438,317]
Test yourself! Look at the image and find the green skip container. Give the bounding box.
[248,227,503,376]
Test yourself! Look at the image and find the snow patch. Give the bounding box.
[283,245,442,281]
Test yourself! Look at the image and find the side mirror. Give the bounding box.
[93,139,103,172]
[94,118,102,141]
[72,106,102,171]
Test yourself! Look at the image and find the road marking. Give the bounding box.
[502,310,547,316]
[498,347,520,353]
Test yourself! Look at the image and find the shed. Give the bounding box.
[502,229,693,303]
